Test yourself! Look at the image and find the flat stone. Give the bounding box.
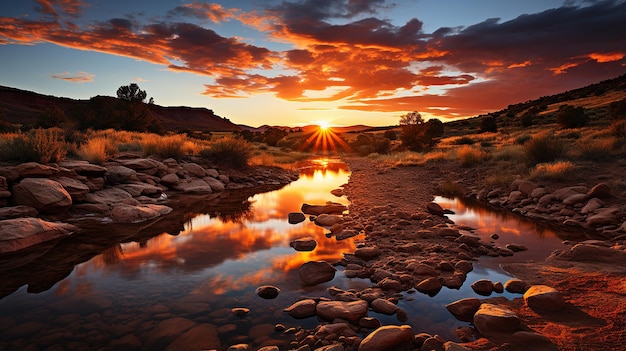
[446,298,481,322]
[358,325,414,351]
[316,300,368,322]
[284,299,317,318]
[523,285,566,312]
[290,237,317,251]
[0,205,38,220]
[298,261,336,285]
[288,212,306,224]
[110,204,172,223]
[301,202,347,215]
[370,298,398,315]
[16,162,58,177]
[473,303,522,336]
[256,285,280,299]
[12,178,72,214]
[0,218,77,253]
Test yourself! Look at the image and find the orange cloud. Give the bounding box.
[51,70,94,83]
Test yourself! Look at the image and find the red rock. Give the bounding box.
[358,325,414,351]
[12,178,72,214]
[298,261,336,285]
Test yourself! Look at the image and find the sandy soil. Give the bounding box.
[342,157,626,351]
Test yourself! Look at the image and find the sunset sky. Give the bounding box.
[1,0,624,127]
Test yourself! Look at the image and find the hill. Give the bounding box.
[0,86,241,132]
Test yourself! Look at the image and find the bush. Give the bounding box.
[200,137,252,168]
[515,135,531,145]
[530,161,576,181]
[78,137,118,165]
[556,105,588,128]
[142,134,195,159]
[454,136,474,145]
[575,136,618,160]
[0,128,68,163]
[524,132,567,165]
[480,116,498,132]
[521,113,534,127]
[457,145,488,167]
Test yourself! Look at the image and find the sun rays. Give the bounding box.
[300,123,352,154]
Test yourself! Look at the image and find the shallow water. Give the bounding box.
[0,160,569,350]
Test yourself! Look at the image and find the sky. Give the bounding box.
[0,0,624,128]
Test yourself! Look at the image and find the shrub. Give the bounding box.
[530,161,576,181]
[0,128,67,163]
[575,136,617,160]
[200,137,252,168]
[454,136,474,145]
[493,145,525,161]
[437,180,464,197]
[142,134,193,159]
[524,133,567,165]
[520,113,534,127]
[78,137,118,164]
[556,105,588,128]
[515,135,531,145]
[480,116,498,132]
[457,145,488,167]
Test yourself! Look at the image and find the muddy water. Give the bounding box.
[0,160,570,350]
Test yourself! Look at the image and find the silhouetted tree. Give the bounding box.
[383,129,397,140]
[117,83,147,102]
[425,118,444,138]
[115,83,163,133]
[399,111,428,151]
[556,105,588,128]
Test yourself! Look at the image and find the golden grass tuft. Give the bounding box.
[0,128,67,163]
[574,135,619,160]
[456,145,488,167]
[529,161,576,181]
[78,137,118,165]
[141,134,196,159]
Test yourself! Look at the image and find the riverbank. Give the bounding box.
[341,157,625,350]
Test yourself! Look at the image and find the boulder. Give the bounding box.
[515,180,537,197]
[290,237,317,251]
[426,202,445,216]
[174,179,213,194]
[160,173,180,186]
[358,325,414,351]
[523,285,566,312]
[12,178,72,214]
[504,279,528,293]
[288,212,306,224]
[563,193,588,206]
[371,298,398,315]
[473,304,522,336]
[316,300,368,322]
[446,298,481,322]
[182,163,206,178]
[16,162,58,177]
[0,218,77,253]
[586,207,620,227]
[415,277,442,296]
[470,279,494,296]
[58,161,108,177]
[203,177,225,192]
[530,187,548,199]
[284,299,317,318]
[110,204,173,223]
[256,285,280,299]
[314,214,344,227]
[105,165,137,184]
[587,183,611,198]
[0,205,38,220]
[301,203,347,215]
[354,247,382,260]
[56,177,90,202]
[581,198,604,215]
[298,261,336,285]
[552,243,626,264]
[86,187,135,205]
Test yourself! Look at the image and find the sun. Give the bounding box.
[318,120,330,131]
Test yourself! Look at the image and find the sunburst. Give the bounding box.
[300,123,352,154]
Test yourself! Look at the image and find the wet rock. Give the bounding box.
[505,244,528,252]
[330,188,344,197]
[284,299,317,318]
[504,279,528,293]
[232,308,250,317]
[426,202,445,216]
[110,204,172,223]
[446,298,481,322]
[0,218,77,253]
[301,202,347,215]
[203,176,225,192]
[290,237,317,251]
[335,229,359,240]
[493,282,504,293]
[473,303,522,336]
[455,234,481,247]
[581,198,604,215]
[523,285,566,312]
[454,260,473,274]
[315,214,343,226]
[358,325,414,351]
[563,193,588,206]
[551,243,626,264]
[288,212,306,224]
[415,277,442,296]
[299,261,337,285]
[226,344,249,351]
[174,179,213,194]
[56,176,90,202]
[359,317,381,329]
[371,298,398,315]
[376,277,403,291]
[256,285,280,299]
[12,178,72,214]
[354,247,381,260]
[317,300,368,322]
[471,279,494,296]
[86,187,134,205]
[182,163,206,178]
[421,336,445,351]
[586,207,620,227]
[145,317,196,345]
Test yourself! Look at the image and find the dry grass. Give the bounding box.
[141,134,198,159]
[529,161,576,181]
[200,136,252,168]
[372,150,451,167]
[78,137,119,165]
[0,128,67,163]
[456,145,488,167]
[492,145,525,162]
[524,132,567,165]
[437,180,465,197]
[574,135,619,160]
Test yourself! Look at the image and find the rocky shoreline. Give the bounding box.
[0,155,299,254]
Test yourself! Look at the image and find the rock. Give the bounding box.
[85,187,134,205]
[554,186,586,201]
[315,323,357,340]
[58,161,108,176]
[454,260,473,274]
[587,183,611,198]
[371,298,398,315]
[160,173,180,186]
[538,194,555,205]
[415,277,442,296]
[315,344,344,351]
[105,165,137,184]
[0,218,78,253]
[314,214,343,227]
[581,198,604,215]
[471,279,494,296]
[56,177,90,202]
[174,179,213,194]
[16,162,58,177]
[354,247,382,260]
[203,176,225,192]
[446,298,481,322]
[182,163,206,177]
[0,205,38,219]
[110,204,173,223]
[284,299,317,318]
[473,303,522,336]
[301,202,347,215]
[523,285,566,312]
[443,341,471,351]
[515,180,537,197]
[118,183,162,197]
[258,346,279,351]
[226,344,249,351]
[121,159,163,175]
[256,285,280,299]
[504,279,528,293]
[330,188,344,197]
[563,193,588,206]
[232,308,250,317]
[298,261,336,285]
[530,187,548,199]
[12,178,72,214]
[455,234,481,247]
[552,243,626,264]
[290,237,317,251]
[426,202,445,216]
[359,317,382,329]
[288,212,306,224]
[410,263,439,277]
[358,325,414,351]
[335,229,358,240]
[508,190,525,203]
[317,300,368,322]
[421,336,445,351]
[586,207,620,226]
[376,277,403,291]
[493,282,504,293]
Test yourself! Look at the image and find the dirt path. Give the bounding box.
[342,157,626,351]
